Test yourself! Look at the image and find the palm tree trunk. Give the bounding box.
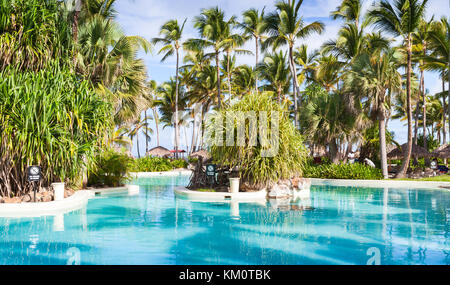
[379,111,388,179]
[145,110,149,154]
[448,39,450,146]
[396,37,413,178]
[153,107,160,146]
[72,10,80,65]
[421,67,428,154]
[190,113,196,154]
[216,50,222,108]
[288,46,300,128]
[443,79,446,144]
[137,134,141,158]
[255,36,259,92]
[414,101,419,145]
[329,139,339,164]
[175,48,180,159]
[227,51,232,103]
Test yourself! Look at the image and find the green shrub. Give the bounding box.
[188,157,199,164]
[129,157,173,172]
[0,64,112,196]
[88,149,132,187]
[303,162,383,180]
[171,159,188,169]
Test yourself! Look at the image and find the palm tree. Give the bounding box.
[413,17,434,154]
[152,19,187,158]
[186,7,235,109]
[300,85,356,163]
[331,0,364,28]
[423,17,449,143]
[294,44,319,87]
[313,54,345,92]
[128,117,153,158]
[239,8,268,91]
[155,79,189,150]
[77,15,151,124]
[232,65,257,98]
[368,0,428,178]
[346,48,402,178]
[145,80,160,149]
[264,0,324,128]
[257,51,291,102]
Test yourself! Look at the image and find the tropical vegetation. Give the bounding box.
[1,0,450,196]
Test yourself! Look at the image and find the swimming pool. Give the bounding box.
[0,175,448,265]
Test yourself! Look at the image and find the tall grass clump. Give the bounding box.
[0,0,73,71]
[0,63,112,197]
[209,91,308,186]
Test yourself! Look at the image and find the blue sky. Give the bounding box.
[114,0,450,157]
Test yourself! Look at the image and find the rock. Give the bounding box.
[21,194,32,203]
[268,183,292,198]
[42,195,52,202]
[4,197,22,203]
[64,189,75,198]
[298,178,311,190]
[278,179,292,187]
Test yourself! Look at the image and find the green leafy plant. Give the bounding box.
[303,161,383,180]
[209,91,308,186]
[88,149,132,187]
[171,159,188,169]
[129,157,173,172]
[0,63,112,197]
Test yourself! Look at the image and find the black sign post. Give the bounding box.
[206,164,216,188]
[27,166,41,202]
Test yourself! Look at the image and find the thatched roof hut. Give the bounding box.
[146,146,171,157]
[387,143,431,160]
[189,149,210,160]
[432,144,450,158]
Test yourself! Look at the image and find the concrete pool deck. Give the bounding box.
[0,185,137,217]
[310,178,450,190]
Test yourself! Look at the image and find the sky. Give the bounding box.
[113,0,450,157]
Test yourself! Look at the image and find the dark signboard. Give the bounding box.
[27,166,41,182]
[206,164,216,176]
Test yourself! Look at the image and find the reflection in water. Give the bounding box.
[53,213,64,232]
[0,176,448,265]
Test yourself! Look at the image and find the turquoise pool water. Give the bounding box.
[0,175,448,265]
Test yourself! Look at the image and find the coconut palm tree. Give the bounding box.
[128,116,153,158]
[331,0,364,28]
[152,19,187,158]
[368,0,428,178]
[232,65,257,98]
[313,54,345,92]
[413,17,434,153]
[239,8,268,91]
[423,17,449,143]
[264,0,324,128]
[257,51,291,102]
[294,44,319,87]
[145,80,159,150]
[186,7,236,109]
[155,79,189,150]
[346,48,402,178]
